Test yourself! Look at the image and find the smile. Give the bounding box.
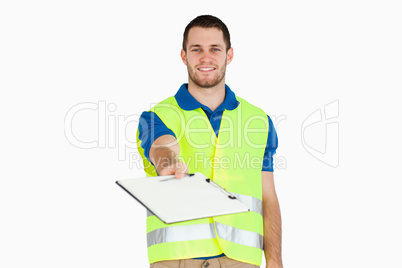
[197,67,216,72]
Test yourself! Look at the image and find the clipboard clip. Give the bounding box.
[206,179,237,199]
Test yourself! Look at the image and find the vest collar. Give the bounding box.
[174,83,240,112]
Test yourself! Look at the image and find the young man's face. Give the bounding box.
[181,26,233,88]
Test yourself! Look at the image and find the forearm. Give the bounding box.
[262,171,283,267]
[263,193,283,267]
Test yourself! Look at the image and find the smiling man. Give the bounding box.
[137,15,282,268]
[183,26,231,88]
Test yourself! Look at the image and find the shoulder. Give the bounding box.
[150,96,177,110]
[149,96,182,115]
[236,96,267,117]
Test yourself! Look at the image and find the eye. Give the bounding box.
[192,49,200,52]
[212,48,220,52]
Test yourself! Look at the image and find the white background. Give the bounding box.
[1,1,401,267]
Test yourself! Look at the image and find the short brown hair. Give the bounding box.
[182,15,231,52]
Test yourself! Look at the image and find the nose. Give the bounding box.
[199,51,213,62]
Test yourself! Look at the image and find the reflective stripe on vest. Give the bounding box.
[146,210,154,217]
[147,223,216,247]
[215,221,264,250]
[147,222,263,250]
[232,193,262,216]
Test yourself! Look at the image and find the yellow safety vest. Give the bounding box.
[137,95,269,266]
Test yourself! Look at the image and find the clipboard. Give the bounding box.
[116,172,250,224]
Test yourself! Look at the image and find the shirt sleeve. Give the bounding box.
[138,111,176,162]
[262,115,278,172]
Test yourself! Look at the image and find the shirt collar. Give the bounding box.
[174,83,240,112]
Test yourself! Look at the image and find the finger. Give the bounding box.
[175,168,185,179]
[158,167,175,176]
[175,163,188,179]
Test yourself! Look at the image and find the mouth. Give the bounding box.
[197,67,216,72]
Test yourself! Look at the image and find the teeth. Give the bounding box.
[198,68,215,71]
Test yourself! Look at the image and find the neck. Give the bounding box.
[187,79,226,112]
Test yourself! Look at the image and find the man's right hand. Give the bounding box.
[158,160,189,179]
[149,135,188,178]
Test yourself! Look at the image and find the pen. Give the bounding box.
[159,173,195,182]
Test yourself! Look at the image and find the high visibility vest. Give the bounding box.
[137,95,269,266]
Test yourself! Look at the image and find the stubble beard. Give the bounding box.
[187,60,227,89]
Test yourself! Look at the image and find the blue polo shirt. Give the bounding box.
[138,83,278,173]
[138,84,278,260]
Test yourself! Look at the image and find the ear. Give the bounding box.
[180,49,187,66]
[226,47,234,65]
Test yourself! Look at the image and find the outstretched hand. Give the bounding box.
[157,160,189,179]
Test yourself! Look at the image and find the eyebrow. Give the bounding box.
[189,44,224,49]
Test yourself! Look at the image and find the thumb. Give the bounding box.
[175,168,185,179]
[174,162,189,179]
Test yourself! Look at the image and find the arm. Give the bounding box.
[262,171,283,268]
[149,134,188,178]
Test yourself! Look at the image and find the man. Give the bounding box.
[137,15,283,268]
